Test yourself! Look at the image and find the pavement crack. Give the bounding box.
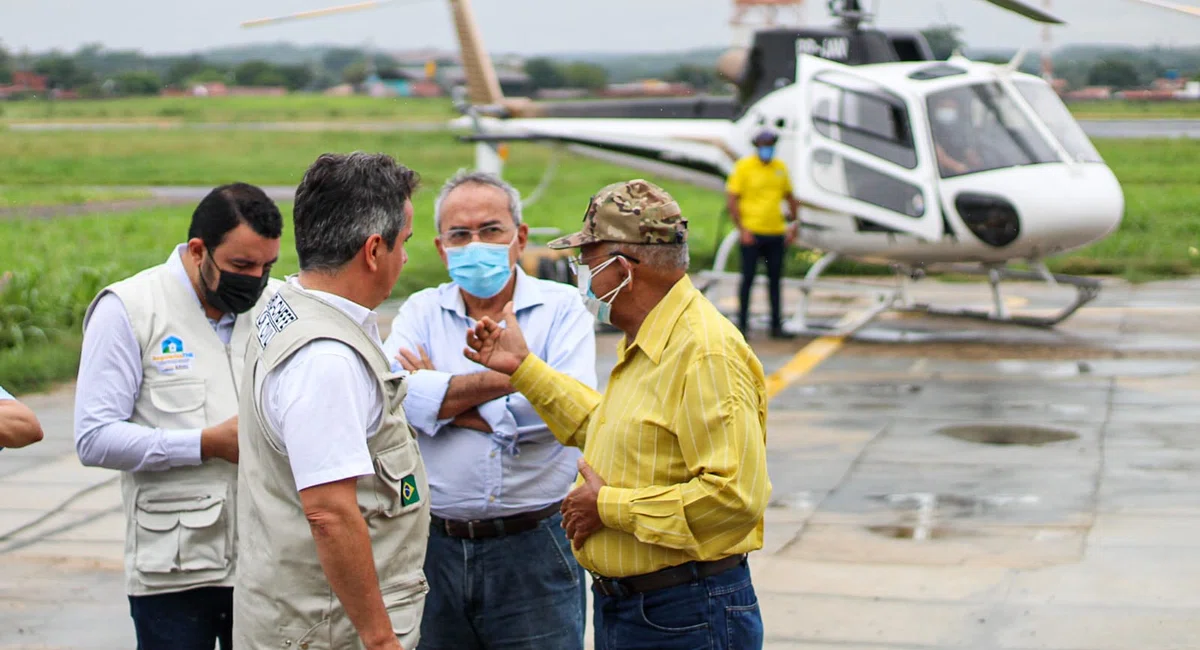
[0,476,119,550]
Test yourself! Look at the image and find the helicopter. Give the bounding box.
[242,0,1200,334]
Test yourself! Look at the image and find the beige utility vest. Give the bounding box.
[83,262,279,597]
[234,283,431,650]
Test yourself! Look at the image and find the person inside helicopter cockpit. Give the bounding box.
[930,92,984,177]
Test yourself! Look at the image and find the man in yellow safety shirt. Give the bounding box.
[725,129,801,339]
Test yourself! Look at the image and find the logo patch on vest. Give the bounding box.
[151,335,194,374]
[400,475,420,507]
[256,293,298,348]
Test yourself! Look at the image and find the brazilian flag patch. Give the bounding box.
[400,475,420,507]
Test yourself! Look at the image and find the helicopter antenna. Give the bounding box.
[828,0,871,30]
[1005,46,1029,73]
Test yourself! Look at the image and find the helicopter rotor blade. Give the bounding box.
[978,0,1067,24]
[1119,0,1200,17]
[241,0,417,28]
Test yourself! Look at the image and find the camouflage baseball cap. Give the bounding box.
[547,179,688,250]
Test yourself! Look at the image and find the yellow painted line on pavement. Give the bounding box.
[765,335,847,399]
[763,305,891,399]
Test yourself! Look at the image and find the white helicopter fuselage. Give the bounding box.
[462,54,1125,271]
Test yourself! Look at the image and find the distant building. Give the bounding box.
[439,66,533,97]
[1116,88,1183,101]
[229,86,287,97]
[601,80,695,98]
[536,88,591,100]
[0,71,49,99]
[1063,86,1113,101]
[324,83,357,97]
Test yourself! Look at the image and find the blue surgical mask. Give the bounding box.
[757,145,775,161]
[446,239,515,299]
[575,256,629,325]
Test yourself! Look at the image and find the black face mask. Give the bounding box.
[202,251,269,315]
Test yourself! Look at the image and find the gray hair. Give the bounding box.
[606,242,690,271]
[293,151,420,272]
[433,170,522,232]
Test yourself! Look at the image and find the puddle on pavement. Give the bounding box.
[864,492,1039,542]
[936,424,1079,446]
[795,383,923,396]
[867,524,970,540]
[768,491,816,511]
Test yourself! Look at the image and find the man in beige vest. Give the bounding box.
[236,152,431,650]
[73,182,284,649]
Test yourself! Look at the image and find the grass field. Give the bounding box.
[1,95,1198,126]
[0,95,456,124]
[0,186,152,209]
[1067,100,1200,120]
[0,126,1197,394]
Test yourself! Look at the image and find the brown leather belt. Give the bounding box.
[590,554,747,598]
[430,501,561,540]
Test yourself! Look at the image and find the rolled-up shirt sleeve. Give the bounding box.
[266,344,378,492]
[74,293,203,472]
[403,369,454,436]
[382,296,456,436]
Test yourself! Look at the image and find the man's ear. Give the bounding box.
[435,236,448,267]
[186,238,206,266]
[363,233,384,272]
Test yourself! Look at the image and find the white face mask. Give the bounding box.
[575,255,630,326]
[935,107,958,124]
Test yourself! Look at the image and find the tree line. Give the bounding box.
[3,31,1198,99]
[920,25,1200,90]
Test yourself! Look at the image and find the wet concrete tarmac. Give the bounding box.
[3,275,1200,648]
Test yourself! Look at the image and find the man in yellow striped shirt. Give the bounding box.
[464,179,771,650]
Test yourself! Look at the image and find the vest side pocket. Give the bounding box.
[371,441,427,518]
[381,571,429,648]
[279,617,331,650]
[133,487,231,585]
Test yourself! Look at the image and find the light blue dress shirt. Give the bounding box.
[382,267,597,521]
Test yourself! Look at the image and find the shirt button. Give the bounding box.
[489,495,496,502]
[490,451,496,458]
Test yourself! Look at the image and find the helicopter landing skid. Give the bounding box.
[696,251,1103,338]
[893,263,1102,329]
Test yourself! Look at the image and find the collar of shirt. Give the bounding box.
[619,274,698,365]
[286,276,384,347]
[168,242,235,330]
[435,266,545,319]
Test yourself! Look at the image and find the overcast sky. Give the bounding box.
[2,0,1198,56]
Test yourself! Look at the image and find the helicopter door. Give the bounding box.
[791,56,944,241]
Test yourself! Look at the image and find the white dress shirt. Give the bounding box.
[260,277,384,492]
[74,244,235,472]
[381,267,597,521]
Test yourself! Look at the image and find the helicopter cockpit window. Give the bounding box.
[811,72,917,169]
[926,82,1059,178]
[1012,79,1105,164]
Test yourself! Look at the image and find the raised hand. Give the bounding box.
[396,345,435,372]
[464,301,530,376]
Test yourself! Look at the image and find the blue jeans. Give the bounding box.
[128,586,232,650]
[592,558,763,650]
[419,511,587,649]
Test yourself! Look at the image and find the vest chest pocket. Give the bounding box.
[133,489,231,580]
[372,442,427,518]
[146,379,207,430]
